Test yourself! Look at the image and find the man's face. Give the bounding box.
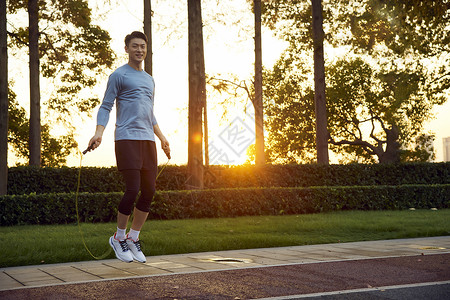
[125,38,147,64]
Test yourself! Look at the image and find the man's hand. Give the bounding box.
[85,125,105,154]
[161,139,171,159]
[154,124,170,159]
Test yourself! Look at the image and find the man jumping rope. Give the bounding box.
[87,31,170,263]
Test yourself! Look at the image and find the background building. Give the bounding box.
[444,137,450,162]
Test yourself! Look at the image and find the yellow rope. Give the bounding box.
[76,152,112,260]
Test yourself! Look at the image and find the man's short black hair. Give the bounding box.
[125,31,148,46]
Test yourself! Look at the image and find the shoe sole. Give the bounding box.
[128,248,146,263]
[109,237,133,263]
[132,255,146,263]
[126,240,146,263]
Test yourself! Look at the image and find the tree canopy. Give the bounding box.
[8,87,77,166]
[262,0,449,163]
[7,0,114,165]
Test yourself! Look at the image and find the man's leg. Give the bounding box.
[118,169,141,218]
[130,207,149,232]
[131,140,157,235]
[126,208,149,263]
[133,168,156,227]
[115,169,140,237]
[109,169,140,263]
[126,168,156,263]
[117,211,130,233]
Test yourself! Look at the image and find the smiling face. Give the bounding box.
[125,38,147,66]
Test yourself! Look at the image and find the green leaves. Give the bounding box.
[261,0,449,163]
[8,86,78,166]
[7,0,115,166]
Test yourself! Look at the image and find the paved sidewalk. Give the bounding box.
[1,236,449,292]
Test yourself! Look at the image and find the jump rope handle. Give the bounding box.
[82,143,94,155]
[163,144,171,159]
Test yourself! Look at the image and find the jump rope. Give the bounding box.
[76,144,170,260]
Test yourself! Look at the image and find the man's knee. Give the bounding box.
[135,188,155,212]
[118,189,140,215]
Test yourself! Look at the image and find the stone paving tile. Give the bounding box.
[1,267,40,275]
[69,261,106,270]
[180,254,225,260]
[261,252,309,261]
[296,252,350,260]
[405,243,449,250]
[325,247,409,257]
[284,249,346,259]
[6,268,65,286]
[94,272,136,279]
[37,272,99,283]
[103,262,169,276]
[207,252,288,265]
[254,255,319,265]
[242,250,293,260]
[161,267,204,274]
[159,256,212,267]
[262,248,304,255]
[182,261,237,271]
[241,249,336,263]
[152,255,231,270]
[49,273,101,283]
[73,264,136,279]
[144,261,190,270]
[18,278,63,286]
[250,255,317,266]
[0,272,23,290]
[162,253,277,268]
[4,269,56,282]
[283,253,346,261]
[144,256,178,263]
[343,249,404,257]
[37,265,101,280]
[326,248,388,256]
[226,262,264,268]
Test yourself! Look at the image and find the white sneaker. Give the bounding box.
[109,234,133,263]
[126,238,146,263]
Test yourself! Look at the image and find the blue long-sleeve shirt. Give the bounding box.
[97,64,158,141]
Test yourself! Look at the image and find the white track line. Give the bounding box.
[253,280,450,299]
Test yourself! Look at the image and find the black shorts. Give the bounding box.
[115,140,157,171]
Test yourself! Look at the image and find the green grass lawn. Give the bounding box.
[1,209,449,268]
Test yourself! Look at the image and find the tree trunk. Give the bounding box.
[28,0,41,166]
[378,125,400,163]
[311,0,329,164]
[254,0,264,166]
[187,0,205,188]
[0,0,8,195]
[143,0,152,75]
[204,94,209,166]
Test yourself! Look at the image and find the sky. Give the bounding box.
[68,0,287,168]
[7,0,450,167]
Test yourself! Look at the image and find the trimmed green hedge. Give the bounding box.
[7,166,125,195]
[7,162,450,195]
[1,184,448,225]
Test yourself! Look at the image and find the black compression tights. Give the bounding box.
[118,169,156,215]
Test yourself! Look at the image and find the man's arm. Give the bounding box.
[154,124,171,159]
[85,70,120,154]
[86,125,105,152]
